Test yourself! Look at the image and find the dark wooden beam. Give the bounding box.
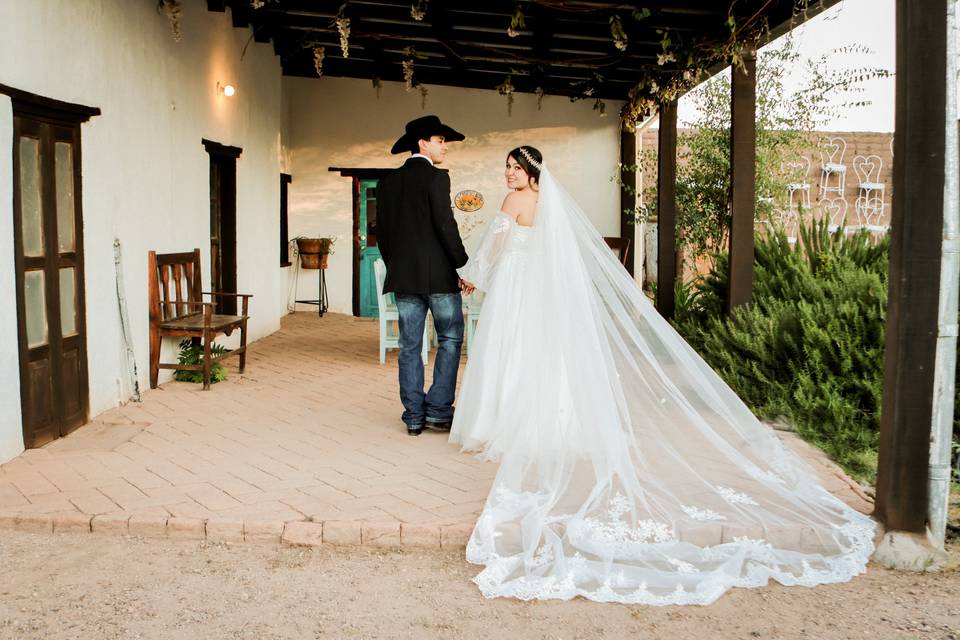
[875,0,949,535]
[0,83,101,123]
[202,138,242,158]
[271,2,726,38]
[727,51,756,314]
[532,5,555,59]
[205,0,839,107]
[253,21,273,43]
[329,167,394,178]
[619,125,637,276]
[426,0,468,73]
[360,38,389,82]
[273,17,667,61]
[656,100,678,318]
[277,43,644,82]
[280,56,633,99]
[229,0,250,28]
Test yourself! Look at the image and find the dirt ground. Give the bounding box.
[0,530,958,640]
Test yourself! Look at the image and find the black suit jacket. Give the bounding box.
[377,157,469,294]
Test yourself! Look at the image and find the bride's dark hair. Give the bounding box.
[507,146,542,183]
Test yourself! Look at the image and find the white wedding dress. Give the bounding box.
[450,164,875,605]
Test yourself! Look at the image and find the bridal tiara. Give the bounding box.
[518,147,542,170]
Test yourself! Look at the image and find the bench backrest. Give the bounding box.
[148,248,203,323]
[603,237,632,267]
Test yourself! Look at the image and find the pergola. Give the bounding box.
[208,0,958,557]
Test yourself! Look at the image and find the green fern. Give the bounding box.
[173,338,228,384]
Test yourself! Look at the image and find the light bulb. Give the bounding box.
[223,84,235,97]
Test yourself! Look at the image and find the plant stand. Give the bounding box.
[292,239,334,317]
[295,263,328,316]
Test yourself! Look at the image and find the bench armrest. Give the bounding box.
[202,291,254,299]
[201,291,252,316]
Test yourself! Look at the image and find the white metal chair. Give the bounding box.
[774,206,799,244]
[819,197,849,234]
[465,292,483,355]
[373,258,429,365]
[818,136,848,198]
[853,154,886,231]
[782,157,812,211]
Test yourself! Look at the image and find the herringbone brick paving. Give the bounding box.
[0,312,872,545]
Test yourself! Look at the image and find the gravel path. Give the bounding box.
[1,530,958,640]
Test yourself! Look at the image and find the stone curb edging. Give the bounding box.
[0,513,475,549]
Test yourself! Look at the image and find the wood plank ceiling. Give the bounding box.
[208,1,835,105]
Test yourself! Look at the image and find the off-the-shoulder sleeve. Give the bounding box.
[457,213,513,292]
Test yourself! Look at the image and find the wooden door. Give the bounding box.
[210,158,222,311]
[358,178,381,317]
[203,140,241,315]
[13,115,89,448]
[336,167,390,317]
[209,155,237,315]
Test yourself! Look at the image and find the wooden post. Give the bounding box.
[875,0,950,535]
[656,100,678,318]
[620,126,637,276]
[148,251,161,389]
[727,51,756,314]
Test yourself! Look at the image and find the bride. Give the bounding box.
[450,146,875,605]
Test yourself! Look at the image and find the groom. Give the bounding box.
[377,115,469,436]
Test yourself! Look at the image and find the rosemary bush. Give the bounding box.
[674,220,889,481]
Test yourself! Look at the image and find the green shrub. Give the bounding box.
[173,338,228,384]
[674,220,888,481]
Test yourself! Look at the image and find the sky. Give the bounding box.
[676,0,896,132]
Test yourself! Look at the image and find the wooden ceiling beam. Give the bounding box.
[227,0,250,29]
[271,29,660,79]
[277,23,664,59]
[208,0,836,104]
[253,18,274,43]
[270,3,720,42]
[276,37,644,76]
[267,23,712,61]
[280,54,636,98]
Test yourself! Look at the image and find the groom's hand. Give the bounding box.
[460,279,476,295]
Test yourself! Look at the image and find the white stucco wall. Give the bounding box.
[0,0,285,461]
[283,76,623,315]
[0,95,22,461]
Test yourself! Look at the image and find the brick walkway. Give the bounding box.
[0,313,873,547]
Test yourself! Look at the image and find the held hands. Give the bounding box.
[459,278,476,296]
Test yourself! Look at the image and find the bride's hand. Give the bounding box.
[460,279,476,295]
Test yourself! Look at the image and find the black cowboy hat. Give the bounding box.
[390,115,465,154]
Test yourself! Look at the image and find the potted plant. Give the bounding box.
[294,236,336,269]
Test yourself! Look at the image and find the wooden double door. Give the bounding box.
[12,114,89,448]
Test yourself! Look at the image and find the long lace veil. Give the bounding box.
[463,164,875,605]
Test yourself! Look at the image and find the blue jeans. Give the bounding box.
[395,293,464,427]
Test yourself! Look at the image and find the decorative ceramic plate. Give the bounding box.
[454,189,485,212]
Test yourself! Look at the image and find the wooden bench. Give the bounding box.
[148,248,251,390]
[603,236,632,267]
